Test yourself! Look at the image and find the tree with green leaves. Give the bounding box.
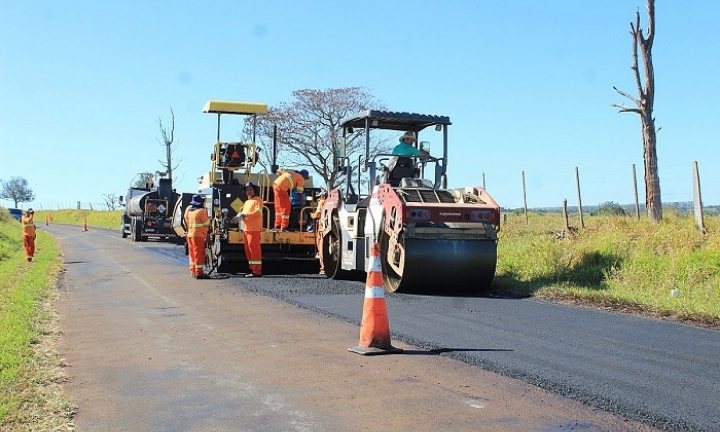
[0,176,36,207]
[243,87,392,190]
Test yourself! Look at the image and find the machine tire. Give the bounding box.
[205,236,219,275]
[131,217,142,242]
[379,216,403,294]
[121,216,128,238]
[325,216,351,280]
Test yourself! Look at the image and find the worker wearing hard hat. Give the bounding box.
[184,194,210,279]
[21,208,37,262]
[237,182,263,278]
[392,131,429,157]
[272,168,309,231]
[310,189,328,275]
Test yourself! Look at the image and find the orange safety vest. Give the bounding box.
[184,206,209,238]
[241,196,263,232]
[21,214,36,237]
[273,169,305,193]
[311,198,325,228]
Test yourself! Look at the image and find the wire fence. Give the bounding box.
[494,160,720,213]
[16,160,720,220]
[17,202,120,212]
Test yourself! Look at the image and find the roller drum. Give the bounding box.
[381,236,497,296]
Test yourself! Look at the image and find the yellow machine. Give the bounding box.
[173,100,321,274]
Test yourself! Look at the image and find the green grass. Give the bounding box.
[0,208,75,430]
[1,206,719,429]
[495,210,720,327]
[35,209,122,230]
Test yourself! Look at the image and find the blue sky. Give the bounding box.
[2,1,719,210]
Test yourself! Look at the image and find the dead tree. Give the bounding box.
[612,0,661,221]
[157,107,180,181]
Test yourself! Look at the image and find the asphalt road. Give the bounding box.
[47,224,719,431]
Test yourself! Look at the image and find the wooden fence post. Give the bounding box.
[692,161,706,233]
[632,163,640,220]
[522,171,528,225]
[575,167,584,229]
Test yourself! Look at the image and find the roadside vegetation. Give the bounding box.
[1,206,719,429]
[495,208,720,328]
[0,208,74,430]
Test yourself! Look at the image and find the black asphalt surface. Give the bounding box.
[57,226,720,431]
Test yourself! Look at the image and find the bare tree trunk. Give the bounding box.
[158,107,177,181]
[612,0,661,221]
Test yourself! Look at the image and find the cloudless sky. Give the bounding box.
[2,1,719,210]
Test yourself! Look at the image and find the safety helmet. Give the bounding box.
[299,169,309,178]
[190,194,204,206]
[318,189,328,198]
[244,181,256,189]
[26,208,34,214]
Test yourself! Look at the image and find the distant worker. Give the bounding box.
[273,168,309,231]
[310,189,328,275]
[184,194,210,279]
[21,208,36,262]
[392,131,429,157]
[237,182,263,278]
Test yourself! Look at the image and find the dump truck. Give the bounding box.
[172,100,321,274]
[320,110,500,295]
[120,172,181,243]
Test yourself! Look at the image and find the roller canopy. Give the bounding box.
[203,100,268,115]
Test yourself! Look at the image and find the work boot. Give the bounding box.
[195,274,210,279]
[245,273,262,278]
[27,257,32,262]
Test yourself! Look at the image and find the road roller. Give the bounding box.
[320,110,500,295]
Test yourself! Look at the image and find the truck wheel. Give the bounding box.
[121,218,128,238]
[131,217,142,242]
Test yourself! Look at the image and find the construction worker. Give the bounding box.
[237,182,263,278]
[310,190,327,275]
[21,208,36,262]
[273,168,309,231]
[392,131,429,157]
[184,194,210,279]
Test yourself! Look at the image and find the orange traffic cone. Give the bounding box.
[49,214,54,222]
[44,215,49,226]
[82,217,88,232]
[348,243,402,355]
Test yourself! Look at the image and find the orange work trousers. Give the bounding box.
[243,231,262,276]
[23,235,35,259]
[273,184,291,229]
[187,236,207,276]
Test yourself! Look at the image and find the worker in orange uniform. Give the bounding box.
[310,190,327,275]
[184,194,210,279]
[21,208,37,262]
[237,182,264,278]
[272,168,309,231]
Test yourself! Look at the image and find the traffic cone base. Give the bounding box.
[348,243,402,356]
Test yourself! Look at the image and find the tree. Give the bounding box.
[243,87,392,190]
[157,107,180,182]
[103,192,119,211]
[612,0,661,221]
[591,201,627,217]
[0,176,36,207]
